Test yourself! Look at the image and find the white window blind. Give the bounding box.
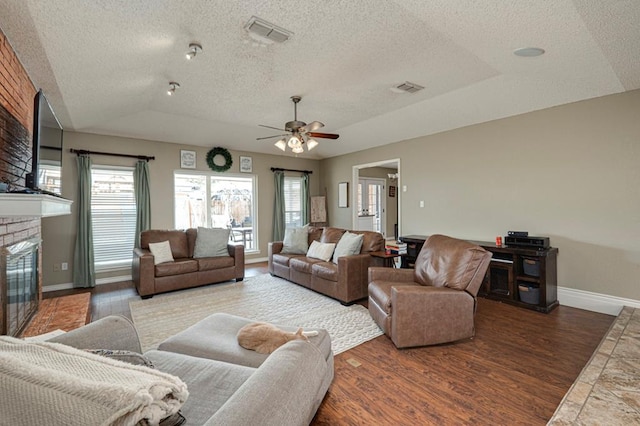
[91,166,136,271]
[284,176,303,228]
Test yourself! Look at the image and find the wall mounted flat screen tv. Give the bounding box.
[26,90,63,195]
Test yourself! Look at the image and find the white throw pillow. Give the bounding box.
[306,240,336,262]
[148,240,174,265]
[332,231,364,264]
[280,226,309,254]
[194,227,230,258]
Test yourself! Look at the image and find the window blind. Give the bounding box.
[91,166,136,271]
[284,176,303,227]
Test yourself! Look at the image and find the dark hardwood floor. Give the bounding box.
[44,262,615,425]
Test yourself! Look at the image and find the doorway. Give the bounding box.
[352,159,400,239]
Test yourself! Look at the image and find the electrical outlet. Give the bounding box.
[420,200,425,208]
[53,264,60,272]
[61,262,68,271]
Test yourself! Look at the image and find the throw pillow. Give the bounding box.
[306,240,336,262]
[194,227,230,258]
[332,231,364,264]
[148,240,174,265]
[280,225,309,254]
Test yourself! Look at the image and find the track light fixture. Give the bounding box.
[186,43,203,60]
[167,82,180,96]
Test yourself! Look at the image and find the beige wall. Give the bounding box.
[41,131,321,286]
[320,90,640,300]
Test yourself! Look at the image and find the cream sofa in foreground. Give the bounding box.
[46,313,334,426]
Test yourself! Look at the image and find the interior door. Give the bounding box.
[357,178,386,235]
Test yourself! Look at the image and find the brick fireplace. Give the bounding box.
[0,27,71,336]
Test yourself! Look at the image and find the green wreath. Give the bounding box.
[206,147,233,172]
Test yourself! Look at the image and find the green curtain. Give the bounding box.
[72,155,95,288]
[134,160,151,248]
[301,173,310,225]
[272,170,285,241]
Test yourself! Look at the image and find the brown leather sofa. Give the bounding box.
[132,228,244,298]
[268,227,385,304]
[368,234,492,348]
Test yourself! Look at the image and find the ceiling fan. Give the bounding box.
[257,96,339,153]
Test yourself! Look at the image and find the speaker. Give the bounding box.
[504,236,550,249]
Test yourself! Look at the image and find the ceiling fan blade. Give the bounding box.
[300,121,324,133]
[256,134,289,140]
[259,124,287,132]
[307,132,339,140]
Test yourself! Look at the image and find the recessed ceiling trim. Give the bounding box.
[513,47,545,57]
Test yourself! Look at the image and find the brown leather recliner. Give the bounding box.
[368,234,492,348]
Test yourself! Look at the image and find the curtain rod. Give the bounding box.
[70,148,155,161]
[270,167,313,174]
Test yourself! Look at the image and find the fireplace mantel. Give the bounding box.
[0,193,72,217]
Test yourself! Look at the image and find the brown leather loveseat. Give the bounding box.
[268,226,385,304]
[132,228,244,298]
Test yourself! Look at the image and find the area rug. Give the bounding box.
[129,274,383,354]
[20,292,91,337]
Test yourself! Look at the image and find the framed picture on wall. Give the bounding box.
[389,185,396,197]
[240,156,252,173]
[180,150,196,169]
[338,182,348,208]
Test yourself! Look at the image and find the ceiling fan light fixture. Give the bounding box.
[287,135,301,148]
[306,138,318,151]
[274,138,286,151]
[167,81,180,96]
[186,43,203,60]
[292,145,304,154]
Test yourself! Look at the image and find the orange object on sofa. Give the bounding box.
[132,228,244,298]
[368,234,492,348]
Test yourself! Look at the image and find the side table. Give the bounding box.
[370,251,399,268]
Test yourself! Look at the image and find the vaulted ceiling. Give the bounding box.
[1,1,638,159]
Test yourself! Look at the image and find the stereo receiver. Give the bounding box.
[504,235,550,249]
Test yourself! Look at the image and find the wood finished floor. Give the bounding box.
[44,262,615,425]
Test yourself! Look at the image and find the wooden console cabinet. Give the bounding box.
[399,235,559,313]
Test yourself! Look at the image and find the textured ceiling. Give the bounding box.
[0,0,638,159]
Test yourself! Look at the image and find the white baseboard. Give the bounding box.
[557,286,640,316]
[43,274,132,293]
[246,256,268,264]
[43,275,639,317]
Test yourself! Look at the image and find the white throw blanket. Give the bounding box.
[0,336,188,426]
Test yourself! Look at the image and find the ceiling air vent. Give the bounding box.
[244,16,293,44]
[393,81,425,94]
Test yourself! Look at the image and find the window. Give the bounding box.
[357,178,385,234]
[174,172,257,251]
[38,162,61,194]
[284,176,303,228]
[91,166,136,271]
